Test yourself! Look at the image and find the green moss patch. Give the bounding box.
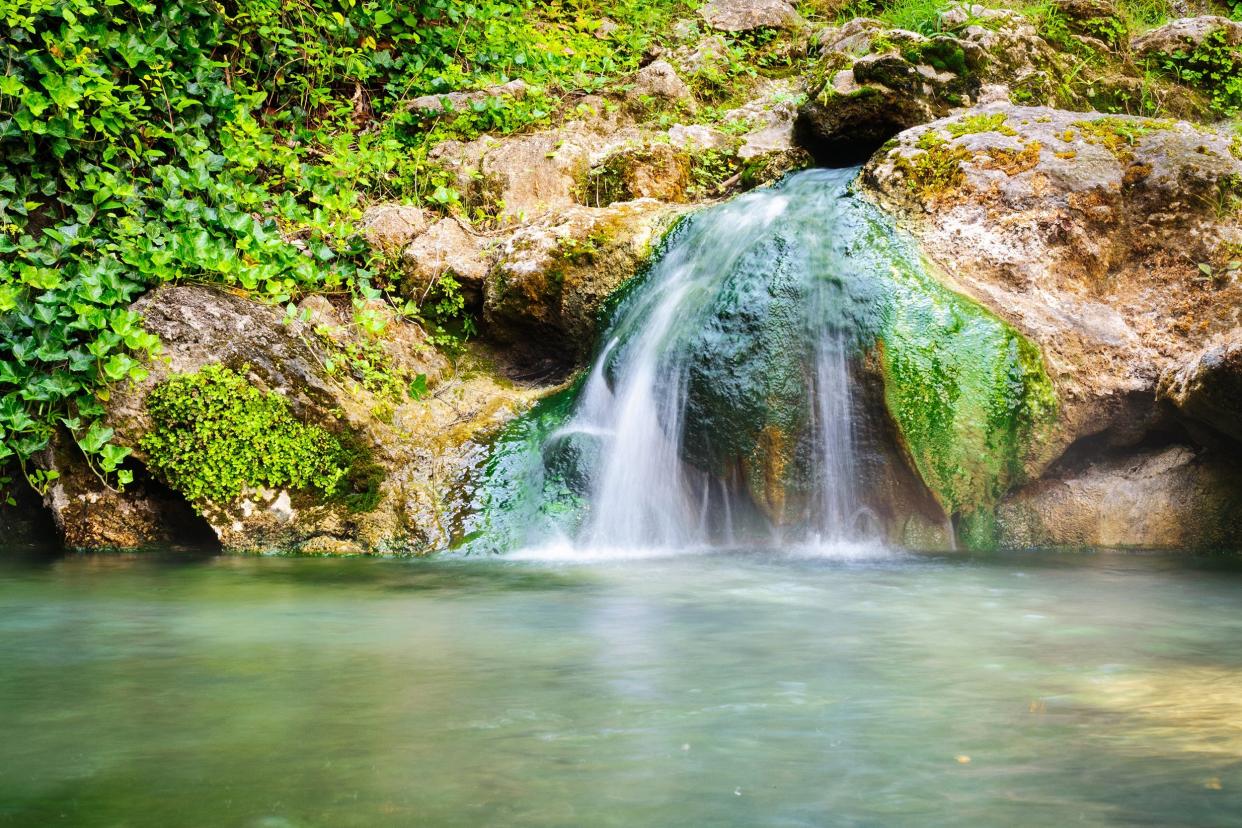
[1072,116,1174,162]
[140,364,371,509]
[945,112,1017,138]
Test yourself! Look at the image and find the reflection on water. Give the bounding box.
[2,548,1242,826]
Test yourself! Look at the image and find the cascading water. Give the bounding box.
[563,169,871,549]
[465,166,1057,556]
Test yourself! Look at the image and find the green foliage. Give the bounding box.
[0,0,694,495]
[1153,29,1242,119]
[140,363,349,506]
[837,0,962,35]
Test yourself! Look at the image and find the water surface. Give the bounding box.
[3,547,1242,826]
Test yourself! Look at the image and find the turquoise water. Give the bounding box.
[3,547,1242,826]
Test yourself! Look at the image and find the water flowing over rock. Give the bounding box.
[467,169,1055,553]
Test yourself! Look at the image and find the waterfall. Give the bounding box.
[545,168,873,550]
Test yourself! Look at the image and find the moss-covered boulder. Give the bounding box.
[39,285,543,554]
[863,104,1242,546]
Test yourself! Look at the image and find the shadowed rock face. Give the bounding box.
[1159,331,1242,445]
[796,10,1060,164]
[997,446,1242,551]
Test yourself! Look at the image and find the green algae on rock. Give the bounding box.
[463,168,1060,550]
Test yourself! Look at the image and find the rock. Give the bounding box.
[996,446,1242,550]
[406,80,529,116]
[667,123,731,151]
[629,60,696,111]
[797,10,1064,162]
[39,431,213,550]
[724,83,802,161]
[581,143,693,205]
[1158,329,1242,444]
[358,204,428,250]
[401,217,490,303]
[486,199,687,363]
[699,0,803,32]
[40,284,544,553]
[1132,16,1242,58]
[861,104,1242,487]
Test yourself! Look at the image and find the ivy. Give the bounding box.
[1154,28,1242,119]
[1,0,694,499]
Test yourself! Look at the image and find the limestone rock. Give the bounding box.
[997,446,1242,550]
[699,0,803,32]
[1132,16,1242,58]
[40,284,544,553]
[861,104,1242,475]
[797,9,1064,162]
[40,431,210,550]
[1158,329,1242,444]
[358,204,428,250]
[486,199,687,362]
[401,217,490,302]
[406,80,528,116]
[582,143,693,206]
[629,60,696,111]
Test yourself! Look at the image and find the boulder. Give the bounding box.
[861,104,1242,488]
[401,217,490,303]
[629,60,696,112]
[1132,16,1242,58]
[486,199,687,363]
[699,0,804,32]
[1158,329,1242,444]
[405,80,529,116]
[797,9,1064,162]
[40,285,542,553]
[358,204,429,250]
[996,446,1242,550]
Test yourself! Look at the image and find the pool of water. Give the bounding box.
[2,545,1242,827]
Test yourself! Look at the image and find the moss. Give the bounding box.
[945,112,1017,138]
[980,140,1042,175]
[140,363,366,509]
[1072,115,1174,162]
[893,135,974,199]
[876,256,1058,530]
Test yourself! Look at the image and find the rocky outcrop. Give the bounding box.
[485,199,687,363]
[797,9,1063,162]
[862,104,1242,542]
[1132,16,1242,58]
[699,0,803,32]
[1158,330,1242,444]
[405,80,529,117]
[38,285,543,553]
[997,446,1242,550]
